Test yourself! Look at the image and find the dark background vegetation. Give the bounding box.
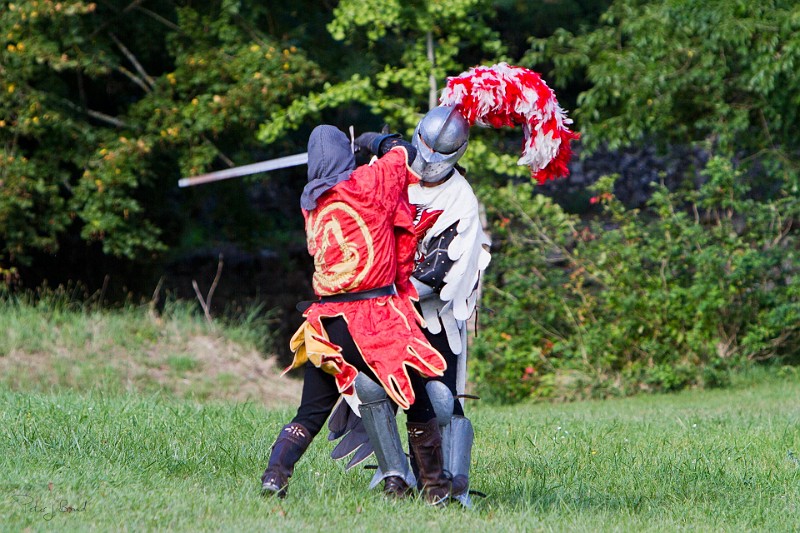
[1,0,798,401]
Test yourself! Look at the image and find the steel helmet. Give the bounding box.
[411,105,470,183]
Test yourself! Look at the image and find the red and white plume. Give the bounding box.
[440,62,580,184]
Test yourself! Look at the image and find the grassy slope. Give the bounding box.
[0,298,299,405]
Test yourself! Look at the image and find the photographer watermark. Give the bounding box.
[11,483,88,521]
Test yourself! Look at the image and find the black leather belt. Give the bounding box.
[296,284,396,312]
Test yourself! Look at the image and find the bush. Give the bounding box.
[472,155,799,402]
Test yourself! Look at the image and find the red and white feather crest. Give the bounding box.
[440,62,579,184]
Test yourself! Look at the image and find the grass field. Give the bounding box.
[2,375,800,531]
[1,299,799,531]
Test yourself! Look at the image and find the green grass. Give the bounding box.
[1,377,799,532]
[1,295,799,531]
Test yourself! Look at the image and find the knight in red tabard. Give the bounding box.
[259,125,467,504]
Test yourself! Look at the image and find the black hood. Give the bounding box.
[300,125,356,210]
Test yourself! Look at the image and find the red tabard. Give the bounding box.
[287,148,446,410]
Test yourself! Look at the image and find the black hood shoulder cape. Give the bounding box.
[300,125,356,210]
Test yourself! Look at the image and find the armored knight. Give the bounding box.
[408,106,491,507]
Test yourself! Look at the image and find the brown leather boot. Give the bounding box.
[383,475,412,499]
[260,422,312,498]
[407,419,468,505]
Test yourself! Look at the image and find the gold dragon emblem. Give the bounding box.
[307,202,375,294]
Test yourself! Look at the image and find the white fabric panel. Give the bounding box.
[409,170,491,353]
[409,171,491,322]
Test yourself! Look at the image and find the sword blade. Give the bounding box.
[178,152,309,188]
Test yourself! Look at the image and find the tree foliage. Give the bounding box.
[3,0,798,402]
[525,0,800,166]
[258,0,538,182]
[1,0,601,277]
[1,0,324,273]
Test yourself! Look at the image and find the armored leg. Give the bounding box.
[425,380,475,507]
[261,422,312,498]
[425,380,454,425]
[407,418,468,505]
[354,373,415,497]
[442,415,474,507]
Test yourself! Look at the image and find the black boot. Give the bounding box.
[407,419,468,505]
[261,422,312,498]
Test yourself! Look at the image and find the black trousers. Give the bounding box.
[291,316,435,438]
